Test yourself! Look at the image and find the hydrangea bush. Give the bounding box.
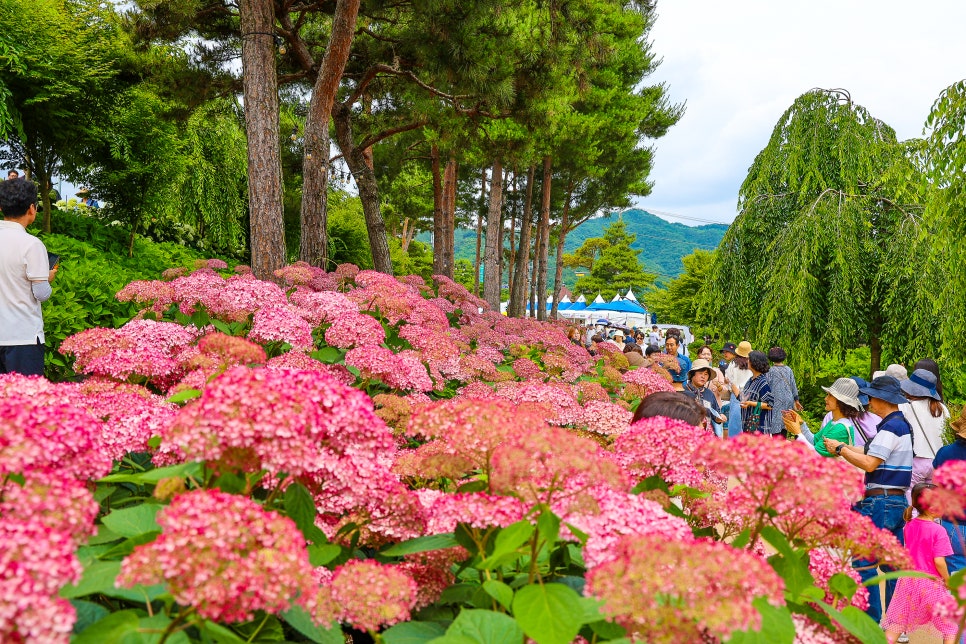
[0,260,949,643]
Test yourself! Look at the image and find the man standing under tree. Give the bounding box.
[0,178,58,376]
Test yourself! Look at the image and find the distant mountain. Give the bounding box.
[423,208,729,288]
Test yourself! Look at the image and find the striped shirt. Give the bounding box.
[864,411,913,490]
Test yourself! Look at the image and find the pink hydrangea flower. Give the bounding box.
[118,490,316,623]
[160,366,396,484]
[925,461,966,518]
[345,345,433,392]
[585,535,785,641]
[490,381,584,425]
[0,517,83,643]
[613,415,713,488]
[249,304,314,349]
[0,395,111,480]
[621,366,676,394]
[0,473,99,544]
[558,484,694,569]
[324,312,386,349]
[312,559,418,632]
[274,262,318,286]
[580,400,634,437]
[290,290,359,326]
[808,548,869,611]
[415,489,529,533]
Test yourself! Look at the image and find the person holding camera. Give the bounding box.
[0,178,58,376]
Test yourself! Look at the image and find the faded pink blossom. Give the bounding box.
[345,345,433,392]
[249,304,314,349]
[586,535,785,642]
[613,415,712,488]
[313,559,418,632]
[580,400,634,437]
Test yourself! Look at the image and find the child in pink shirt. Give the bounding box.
[882,483,959,643]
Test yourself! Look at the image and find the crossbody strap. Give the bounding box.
[909,404,939,458]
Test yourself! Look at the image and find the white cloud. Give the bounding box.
[637,0,966,224]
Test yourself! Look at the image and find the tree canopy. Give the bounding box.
[569,219,655,301]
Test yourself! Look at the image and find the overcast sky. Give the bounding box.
[635,0,966,226]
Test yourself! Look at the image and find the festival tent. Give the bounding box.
[592,293,606,304]
[625,288,638,302]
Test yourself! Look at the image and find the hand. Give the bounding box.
[823,437,840,455]
[782,410,802,435]
[48,266,59,283]
[740,401,755,408]
[794,400,804,412]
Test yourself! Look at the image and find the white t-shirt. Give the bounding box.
[0,220,48,345]
[725,362,752,394]
[901,400,950,459]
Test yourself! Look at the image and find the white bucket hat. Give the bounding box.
[821,377,863,411]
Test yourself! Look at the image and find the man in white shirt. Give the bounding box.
[0,178,58,376]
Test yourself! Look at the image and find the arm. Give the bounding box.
[936,556,950,583]
[823,438,884,472]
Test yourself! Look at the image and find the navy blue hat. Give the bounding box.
[624,336,636,345]
[858,376,908,406]
[849,376,870,407]
[721,342,737,354]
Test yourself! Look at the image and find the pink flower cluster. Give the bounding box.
[60,319,200,385]
[560,484,694,569]
[0,518,83,643]
[312,559,418,633]
[118,489,316,623]
[324,311,386,349]
[579,400,633,437]
[614,416,712,488]
[808,548,870,611]
[249,305,314,349]
[415,489,528,533]
[585,535,785,642]
[924,460,966,518]
[160,367,398,504]
[345,345,433,392]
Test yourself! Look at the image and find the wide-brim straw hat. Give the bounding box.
[822,377,863,410]
[952,407,966,439]
[688,359,714,379]
[900,368,941,401]
[735,341,752,358]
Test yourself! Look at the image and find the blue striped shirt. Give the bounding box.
[864,411,913,490]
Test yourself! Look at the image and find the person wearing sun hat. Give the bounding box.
[934,407,966,574]
[783,378,863,457]
[900,368,950,488]
[683,359,726,435]
[723,341,752,438]
[825,375,912,624]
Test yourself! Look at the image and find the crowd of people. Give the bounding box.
[573,322,963,642]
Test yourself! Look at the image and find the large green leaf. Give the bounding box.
[512,583,584,644]
[60,560,121,598]
[382,533,459,557]
[430,609,525,644]
[482,579,514,610]
[382,621,447,644]
[725,597,794,644]
[101,504,162,538]
[813,600,887,644]
[479,520,534,570]
[72,610,141,644]
[99,461,202,485]
[282,606,344,644]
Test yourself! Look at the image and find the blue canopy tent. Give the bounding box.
[585,300,648,314]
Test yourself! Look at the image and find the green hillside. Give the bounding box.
[429,209,728,288]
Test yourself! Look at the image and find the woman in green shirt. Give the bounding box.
[782,378,863,457]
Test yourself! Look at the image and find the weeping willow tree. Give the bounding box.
[699,89,928,375]
[923,80,966,362]
[180,99,249,256]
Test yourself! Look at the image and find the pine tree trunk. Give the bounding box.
[333,102,392,273]
[506,171,517,298]
[431,145,445,275]
[508,166,535,317]
[550,187,573,319]
[529,235,538,319]
[241,0,285,280]
[298,0,360,267]
[482,158,503,310]
[442,154,457,278]
[535,155,552,321]
[473,167,487,295]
